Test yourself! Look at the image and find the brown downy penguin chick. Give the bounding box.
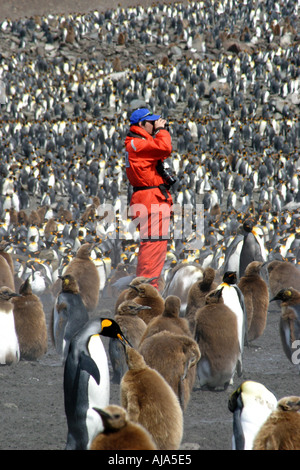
[139,295,192,345]
[252,396,300,450]
[128,283,165,324]
[270,287,300,367]
[64,243,100,312]
[115,276,158,311]
[0,240,15,277]
[185,267,218,334]
[238,261,269,342]
[109,300,149,384]
[139,331,200,410]
[0,246,15,291]
[89,404,157,450]
[121,346,183,450]
[194,287,241,390]
[12,277,47,361]
[267,260,300,299]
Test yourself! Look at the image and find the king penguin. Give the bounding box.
[253,396,300,450]
[238,261,269,342]
[239,218,267,278]
[0,286,20,365]
[270,287,300,369]
[217,271,248,359]
[64,317,131,450]
[109,300,150,384]
[89,405,157,450]
[51,273,89,363]
[12,277,48,361]
[194,288,241,390]
[228,380,277,450]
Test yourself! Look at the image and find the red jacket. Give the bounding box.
[125,125,173,211]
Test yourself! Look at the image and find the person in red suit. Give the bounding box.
[124,108,175,290]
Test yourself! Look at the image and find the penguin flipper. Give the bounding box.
[79,352,100,385]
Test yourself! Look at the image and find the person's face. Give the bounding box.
[140,120,155,135]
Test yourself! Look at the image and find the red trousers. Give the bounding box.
[136,239,168,289]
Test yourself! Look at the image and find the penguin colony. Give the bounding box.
[0,0,299,450]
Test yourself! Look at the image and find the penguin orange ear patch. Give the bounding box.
[102,319,112,328]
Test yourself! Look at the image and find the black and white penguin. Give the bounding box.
[228,380,277,450]
[64,317,131,450]
[51,273,89,363]
[239,218,267,278]
[0,286,20,365]
[223,218,267,279]
[270,287,300,369]
[217,271,248,358]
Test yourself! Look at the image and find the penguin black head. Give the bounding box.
[242,218,255,233]
[270,288,294,302]
[222,271,237,285]
[99,318,132,347]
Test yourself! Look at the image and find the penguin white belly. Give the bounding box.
[0,312,20,365]
[86,335,110,448]
[220,285,244,353]
[239,403,275,450]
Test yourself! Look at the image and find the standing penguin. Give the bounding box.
[228,380,277,450]
[64,243,100,312]
[194,288,241,390]
[128,282,165,324]
[51,273,89,363]
[139,330,200,410]
[12,277,47,361]
[217,271,248,357]
[270,287,300,368]
[185,266,218,334]
[115,276,158,310]
[0,252,15,291]
[239,218,267,278]
[139,295,192,344]
[267,260,300,299]
[0,286,20,365]
[121,346,183,450]
[109,300,149,384]
[64,317,131,450]
[238,261,269,342]
[253,396,300,450]
[89,405,157,450]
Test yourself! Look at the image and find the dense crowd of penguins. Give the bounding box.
[0,0,300,451]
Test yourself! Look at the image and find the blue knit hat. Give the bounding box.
[129,108,160,125]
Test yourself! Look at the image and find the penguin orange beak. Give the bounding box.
[117,332,133,348]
